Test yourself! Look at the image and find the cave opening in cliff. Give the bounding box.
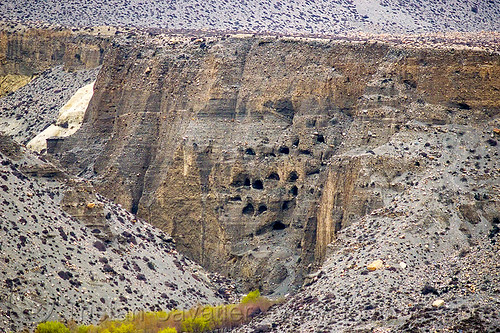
[131,201,139,214]
[252,179,263,189]
[267,172,280,180]
[242,203,254,215]
[279,146,289,154]
[288,171,298,182]
[316,134,325,143]
[282,200,293,211]
[272,221,286,230]
[231,174,251,187]
[299,149,312,155]
[258,205,267,214]
[290,185,298,196]
[245,148,255,155]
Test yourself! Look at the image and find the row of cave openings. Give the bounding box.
[244,135,326,157]
[232,170,299,191]
[240,194,296,217]
[240,200,289,234]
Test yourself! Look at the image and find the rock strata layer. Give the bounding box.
[48,33,500,295]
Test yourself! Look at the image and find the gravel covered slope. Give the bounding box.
[1,0,498,34]
[237,122,500,332]
[0,135,231,332]
[0,66,99,145]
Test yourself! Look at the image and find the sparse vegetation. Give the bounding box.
[36,291,276,333]
[35,321,70,333]
[240,289,261,304]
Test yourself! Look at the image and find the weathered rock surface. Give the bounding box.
[0,66,99,145]
[0,23,110,75]
[0,25,111,144]
[237,124,500,331]
[0,134,232,332]
[47,33,500,297]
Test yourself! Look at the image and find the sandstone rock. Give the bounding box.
[367,260,384,271]
[47,33,500,295]
[432,299,445,308]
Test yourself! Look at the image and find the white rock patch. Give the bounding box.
[27,81,94,152]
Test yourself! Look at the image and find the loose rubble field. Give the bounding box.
[1,0,499,35]
[0,135,235,332]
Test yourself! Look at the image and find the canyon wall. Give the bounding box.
[0,24,110,76]
[48,34,500,293]
[0,25,112,144]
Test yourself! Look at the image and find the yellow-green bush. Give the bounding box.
[158,328,177,333]
[36,289,279,333]
[75,326,90,333]
[181,316,212,333]
[36,321,70,333]
[241,290,261,304]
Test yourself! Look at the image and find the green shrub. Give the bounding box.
[35,290,275,333]
[181,316,211,333]
[35,321,70,333]
[158,328,177,333]
[240,290,261,304]
[113,323,136,333]
[75,326,90,333]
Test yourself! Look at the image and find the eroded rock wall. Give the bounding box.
[0,25,111,144]
[0,25,109,76]
[50,35,500,293]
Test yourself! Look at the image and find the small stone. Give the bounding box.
[399,262,407,269]
[87,202,96,209]
[367,259,384,271]
[432,299,445,307]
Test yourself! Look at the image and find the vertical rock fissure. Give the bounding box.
[233,39,257,118]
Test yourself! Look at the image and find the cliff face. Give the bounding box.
[0,25,110,76]
[50,34,500,293]
[0,25,111,143]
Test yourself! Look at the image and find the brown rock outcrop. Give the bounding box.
[49,34,500,293]
[0,23,110,76]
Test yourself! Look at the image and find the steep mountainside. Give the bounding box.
[0,24,499,332]
[0,24,113,144]
[1,0,499,34]
[0,134,231,332]
[46,33,500,296]
[236,123,500,331]
[0,66,99,145]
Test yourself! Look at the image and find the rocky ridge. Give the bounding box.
[0,134,233,332]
